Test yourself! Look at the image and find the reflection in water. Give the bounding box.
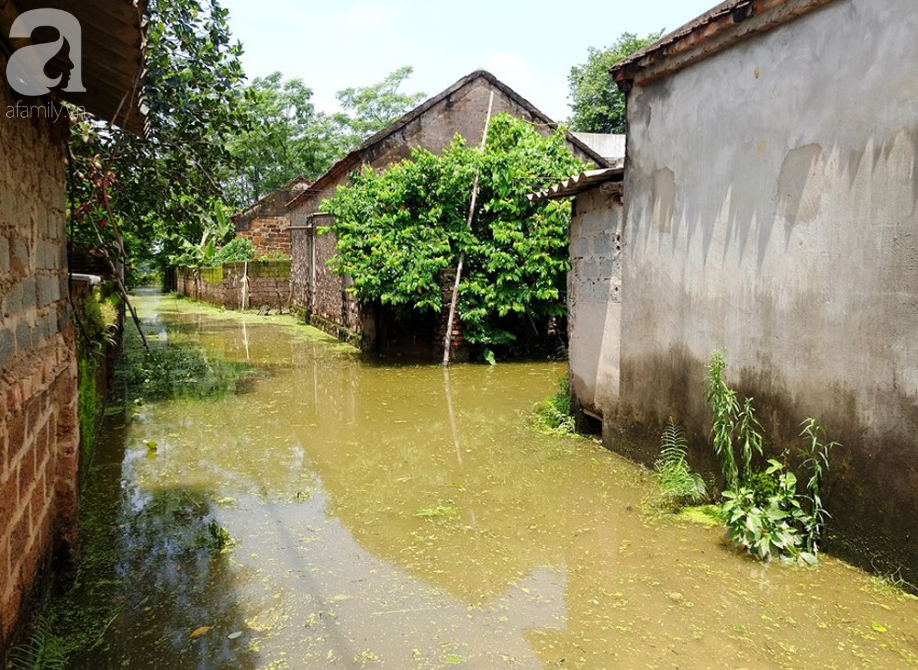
[67,292,918,669]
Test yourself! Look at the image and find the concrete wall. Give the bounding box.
[0,56,79,649]
[175,262,291,311]
[290,76,598,349]
[618,0,918,566]
[568,186,623,424]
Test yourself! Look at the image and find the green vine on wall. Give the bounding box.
[323,114,587,350]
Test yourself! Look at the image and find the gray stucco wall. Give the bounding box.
[568,187,623,421]
[619,0,918,564]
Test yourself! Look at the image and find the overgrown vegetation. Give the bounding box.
[325,113,586,353]
[704,351,840,564]
[530,377,577,436]
[7,616,68,670]
[75,288,120,462]
[122,340,253,403]
[654,420,707,510]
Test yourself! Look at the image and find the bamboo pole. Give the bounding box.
[442,90,495,366]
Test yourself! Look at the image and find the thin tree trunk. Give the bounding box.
[442,91,495,366]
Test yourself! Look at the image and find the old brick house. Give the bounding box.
[287,70,608,356]
[233,176,310,257]
[607,0,918,574]
[0,0,145,650]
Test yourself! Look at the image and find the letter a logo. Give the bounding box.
[7,9,85,96]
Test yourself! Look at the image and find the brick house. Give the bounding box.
[287,70,609,357]
[232,176,310,257]
[0,0,146,650]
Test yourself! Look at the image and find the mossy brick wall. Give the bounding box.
[0,56,79,652]
[236,216,291,256]
[175,262,290,310]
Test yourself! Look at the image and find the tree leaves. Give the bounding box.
[568,32,663,133]
[324,114,585,349]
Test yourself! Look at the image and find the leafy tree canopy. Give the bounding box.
[332,66,426,150]
[70,0,250,274]
[568,31,663,133]
[324,114,586,349]
[227,72,339,204]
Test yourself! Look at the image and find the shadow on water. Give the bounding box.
[52,298,265,669]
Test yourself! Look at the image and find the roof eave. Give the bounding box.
[611,0,841,90]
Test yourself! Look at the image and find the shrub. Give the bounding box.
[213,237,256,265]
[655,420,707,510]
[530,377,576,435]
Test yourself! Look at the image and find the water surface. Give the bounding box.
[68,292,918,669]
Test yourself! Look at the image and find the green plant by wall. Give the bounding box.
[705,351,841,564]
[721,459,808,563]
[654,420,707,510]
[214,237,256,265]
[798,418,840,558]
[7,615,68,670]
[75,288,120,463]
[530,377,576,436]
[705,351,764,491]
[324,114,587,350]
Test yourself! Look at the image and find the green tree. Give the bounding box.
[228,72,339,204]
[324,114,586,351]
[332,66,426,150]
[69,0,250,275]
[568,31,663,133]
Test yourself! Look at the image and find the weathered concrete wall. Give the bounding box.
[236,216,291,257]
[175,262,291,310]
[618,0,918,566]
[0,56,79,649]
[290,75,600,350]
[568,187,623,423]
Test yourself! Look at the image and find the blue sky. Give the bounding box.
[219,0,717,121]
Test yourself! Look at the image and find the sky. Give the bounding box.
[218,0,717,122]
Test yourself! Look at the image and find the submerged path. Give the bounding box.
[64,292,918,669]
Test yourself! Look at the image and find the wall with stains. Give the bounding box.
[568,187,624,424]
[618,0,918,568]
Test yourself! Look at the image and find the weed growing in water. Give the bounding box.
[705,351,764,490]
[529,377,576,436]
[654,420,707,510]
[120,338,253,402]
[7,615,68,670]
[706,351,841,564]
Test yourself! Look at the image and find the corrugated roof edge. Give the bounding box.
[286,69,609,211]
[611,0,840,89]
[527,167,624,202]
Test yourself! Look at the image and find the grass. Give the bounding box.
[529,377,576,436]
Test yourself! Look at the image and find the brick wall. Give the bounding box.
[0,55,79,651]
[175,261,291,310]
[236,216,291,257]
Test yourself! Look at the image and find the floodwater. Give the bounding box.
[66,291,918,669]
